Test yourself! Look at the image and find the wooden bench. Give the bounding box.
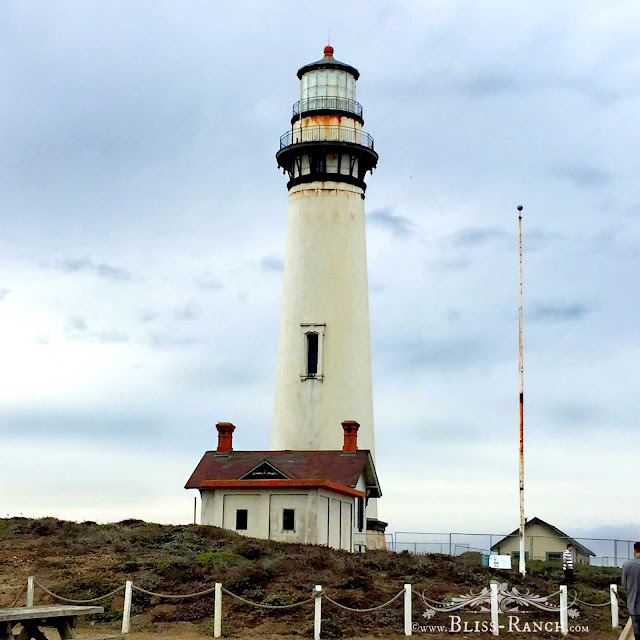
[0,605,121,640]
[619,617,633,640]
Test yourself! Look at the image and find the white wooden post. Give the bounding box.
[314,585,322,640]
[610,584,619,628]
[490,582,499,636]
[559,585,568,636]
[214,583,222,638]
[404,584,412,636]
[26,576,35,607]
[121,581,133,634]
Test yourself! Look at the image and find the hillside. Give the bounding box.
[0,518,627,639]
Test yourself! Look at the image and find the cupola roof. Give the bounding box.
[297,45,360,80]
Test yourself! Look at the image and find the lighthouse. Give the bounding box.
[186,47,385,550]
[272,47,379,475]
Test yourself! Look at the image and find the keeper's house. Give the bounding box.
[185,420,382,552]
[490,517,595,564]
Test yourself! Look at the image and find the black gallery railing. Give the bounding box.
[279,126,374,150]
[292,96,363,118]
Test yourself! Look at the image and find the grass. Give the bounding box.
[0,517,626,638]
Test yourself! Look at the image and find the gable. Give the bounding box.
[240,461,289,480]
[490,517,595,556]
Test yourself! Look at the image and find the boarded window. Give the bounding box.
[235,509,248,530]
[357,497,365,532]
[307,333,318,375]
[283,509,295,531]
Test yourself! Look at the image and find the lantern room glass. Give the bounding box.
[300,70,356,102]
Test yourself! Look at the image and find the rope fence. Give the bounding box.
[570,587,613,608]
[9,583,27,608]
[131,584,218,599]
[574,596,612,607]
[221,588,317,609]
[33,579,125,604]
[324,588,404,612]
[8,576,624,638]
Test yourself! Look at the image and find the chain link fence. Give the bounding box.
[386,532,636,567]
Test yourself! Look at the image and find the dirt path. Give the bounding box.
[76,621,623,640]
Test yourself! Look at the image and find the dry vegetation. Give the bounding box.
[0,518,626,639]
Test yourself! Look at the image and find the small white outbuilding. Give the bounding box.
[186,420,383,552]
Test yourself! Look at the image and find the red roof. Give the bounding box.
[185,449,381,497]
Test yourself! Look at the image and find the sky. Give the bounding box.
[1,1,639,548]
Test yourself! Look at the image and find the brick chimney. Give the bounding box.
[216,422,236,453]
[341,420,360,453]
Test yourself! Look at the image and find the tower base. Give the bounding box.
[366,518,388,550]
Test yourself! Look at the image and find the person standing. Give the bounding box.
[561,543,575,585]
[622,541,640,640]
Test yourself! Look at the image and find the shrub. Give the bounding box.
[196,552,249,566]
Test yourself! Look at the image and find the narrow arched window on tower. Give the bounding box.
[300,323,325,380]
[306,332,319,376]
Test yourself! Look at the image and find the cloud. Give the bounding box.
[380,337,493,371]
[0,407,164,443]
[409,420,480,442]
[427,257,473,272]
[173,302,200,321]
[626,205,640,218]
[64,317,129,344]
[66,317,87,333]
[572,524,640,541]
[149,332,198,350]
[140,311,159,323]
[461,73,519,97]
[176,361,262,390]
[552,166,611,189]
[545,403,603,429]
[91,330,130,344]
[524,229,567,252]
[444,309,461,322]
[196,274,223,290]
[55,257,131,281]
[259,256,284,272]
[530,302,593,322]
[445,227,509,249]
[0,288,10,301]
[368,208,418,238]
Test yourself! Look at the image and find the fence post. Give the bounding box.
[490,582,499,636]
[404,584,412,636]
[26,576,34,607]
[314,585,322,640]
[121,581,133,634]
[610,584,619,628]
[214,583,222,638]
[449,533,452,555]
[614,540,618,567]
[559,585,568,635]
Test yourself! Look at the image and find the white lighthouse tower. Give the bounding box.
[185,47,385,549]
[272,47,379,477]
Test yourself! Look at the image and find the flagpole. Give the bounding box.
[517,205,526,577]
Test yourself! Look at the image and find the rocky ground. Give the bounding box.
[0,518,627,639]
